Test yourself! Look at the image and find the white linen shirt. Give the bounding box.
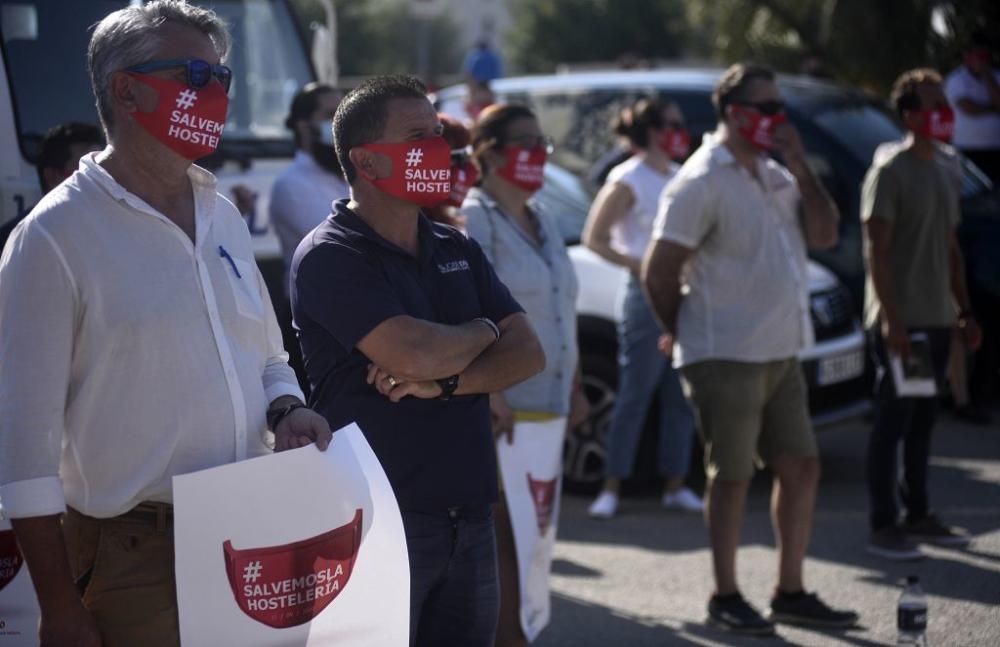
[944,66,1000,150]
[0,154,302,519]
[653,133,814,368]
[270,151,350,289]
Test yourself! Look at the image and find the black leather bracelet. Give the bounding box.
[267,401,306,430]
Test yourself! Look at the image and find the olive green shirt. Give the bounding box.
[862,141,961,330]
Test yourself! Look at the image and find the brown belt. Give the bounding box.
[70,501,174,533]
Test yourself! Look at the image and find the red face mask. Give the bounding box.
[360,136,452,207]
[444,161,479,208]
[497,146,546,193]
[909,106,955,143]
[731,105,787,152]
[658,128,691,161]
[129,74,228,160]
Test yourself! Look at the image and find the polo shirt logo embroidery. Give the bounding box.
[222,509,362,628]
[527,474,557,536]
[0,530,23,593]
[437,259,471,274]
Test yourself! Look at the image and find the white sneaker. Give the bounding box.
[661,488,704,513]
[588,491,619,519]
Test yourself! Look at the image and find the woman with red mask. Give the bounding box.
[582,97,703,520]
[462,104,586,647]
[425,114,476,229]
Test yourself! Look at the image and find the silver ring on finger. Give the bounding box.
[387,375,398,387]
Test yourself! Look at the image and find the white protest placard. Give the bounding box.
[173,423,408,646]
[891,332,938,397]
[0,515,39,646]
[497,417,566,642]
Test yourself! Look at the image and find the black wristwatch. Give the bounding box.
[267,401,306,430]
[436,375,460,400]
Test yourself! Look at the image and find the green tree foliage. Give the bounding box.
[687,0,1000,92]
[290,0,461,81]
[508,0,689,73]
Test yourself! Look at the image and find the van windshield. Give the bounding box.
[0,0,312,160]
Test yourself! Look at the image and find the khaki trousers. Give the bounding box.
[63,504,179,647]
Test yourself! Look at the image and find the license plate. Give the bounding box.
[817,350,864,386]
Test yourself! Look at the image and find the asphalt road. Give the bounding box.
[535,408,1000,647]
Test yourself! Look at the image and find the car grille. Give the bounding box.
[810,286,856,341]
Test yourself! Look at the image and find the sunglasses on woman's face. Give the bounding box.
[127,58,233,93]
[451,147,472,166]
[505,134,554,153]
[738,100,786,116]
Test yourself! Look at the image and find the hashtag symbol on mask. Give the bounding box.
[242,560,263,584]
[175,89,198,110]
[405,148,423,167]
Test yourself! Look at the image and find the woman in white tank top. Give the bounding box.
[582,97,704,518]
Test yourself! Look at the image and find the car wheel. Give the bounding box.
[563,350,618,494]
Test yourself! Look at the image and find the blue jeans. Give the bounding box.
[605,278,697,480]
[403,506,499,647]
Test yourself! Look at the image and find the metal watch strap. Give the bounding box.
[436,374,460,400]
[267,401,306,430]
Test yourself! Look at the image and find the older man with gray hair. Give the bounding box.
[0,2,330,645]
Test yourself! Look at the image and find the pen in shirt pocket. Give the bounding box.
[218,245,243,279]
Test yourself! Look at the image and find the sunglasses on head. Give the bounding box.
[127,58,233,93]
[738,100,786,116]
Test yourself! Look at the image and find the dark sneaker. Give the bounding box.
[954,404,992,426]
[768,590,859,628]
[867,526,925,560]
[707,593,775,636]
[903,514,972,547]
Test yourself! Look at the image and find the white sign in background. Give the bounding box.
[497,417,566,643]
[0,516,39,646]
[173,423,409,646]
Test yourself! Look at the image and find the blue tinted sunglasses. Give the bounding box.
[127,58,232,93]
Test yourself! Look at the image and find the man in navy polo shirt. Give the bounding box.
[290,75,545,647]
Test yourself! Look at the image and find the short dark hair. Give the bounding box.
[470,103,536,176]
[890,68,943,118]
[712,62,776,120]
[285,82,338,148]
[36,122,104,187]
[612,97,675,148]
[333,75,428,184]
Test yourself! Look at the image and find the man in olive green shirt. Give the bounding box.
[862,68,982,561]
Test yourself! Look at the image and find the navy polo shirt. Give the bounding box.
[291,199,523,512]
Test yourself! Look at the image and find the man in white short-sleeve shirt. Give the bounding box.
[642,63,856,635]
[0,3,330,645]
[944,34,1000,181]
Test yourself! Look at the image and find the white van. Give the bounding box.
[0,0,324,293]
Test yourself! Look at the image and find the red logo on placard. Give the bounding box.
[223,509,362,628]
[0,530,23,593]
[526,474,557,536]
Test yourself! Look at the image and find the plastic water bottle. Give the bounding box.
[897,575,928,646]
